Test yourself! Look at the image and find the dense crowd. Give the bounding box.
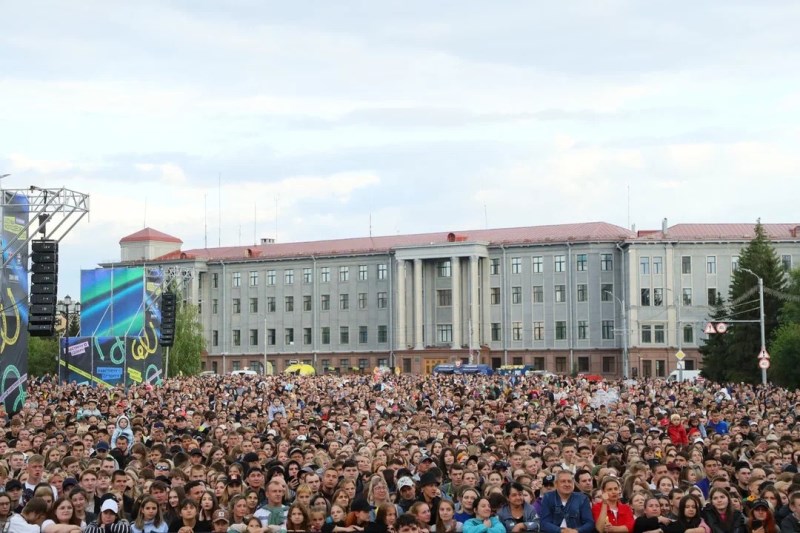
[2,372,800,533]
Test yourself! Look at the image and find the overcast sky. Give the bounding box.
[2,1,800,299]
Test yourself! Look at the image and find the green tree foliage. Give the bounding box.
[166,298,204,378]
[700,222,787,383]
[28,336,58,377]
[770,268,800,388]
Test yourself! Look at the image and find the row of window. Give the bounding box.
[222,358,388,373]
[211,325,390,347]
[639,288,720,307]
[211,292,389,314]
[488,284,616,305]
[490,254,614,275]
[207,264,390,289]
[490,320,616,342]
[640,255,793,275]
[641,324,695,344]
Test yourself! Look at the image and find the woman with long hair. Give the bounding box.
[747,499,777,533]
[455,488,480,523]
[409,502,432,532]
[664,494,709,533]
[68,487,94,526]
[701,487,746,533]
[227,494,250,528]
[366,476,401,520]
[131,496,168,533]
[593,477,635,533]
[463,497,504,533]
[41,497,81,533]
[366,503,398,533]
[286,503,312,533]
[433,499,462,533]
[332,489,352,513]
[198,490,218,523]
[164,486,185,525]
[167,498,210,532]
[634,497,673,533]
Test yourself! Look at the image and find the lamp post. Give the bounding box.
[58,295,81,384]
[605,290,629,378]
[740,268,767,386]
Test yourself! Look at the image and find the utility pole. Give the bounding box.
[741,268,768,386]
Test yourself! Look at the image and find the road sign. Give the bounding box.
[704,323,716,334]
[759,359,770,369]
[715,323,728,334]
[758,348,770,360]
[676,360,685,370]
[675,350,686,360]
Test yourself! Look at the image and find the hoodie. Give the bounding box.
[111,415,135,450]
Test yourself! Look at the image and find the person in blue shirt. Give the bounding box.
[463,497,505,533]
[539,471,594,533]
[705,411,729,436]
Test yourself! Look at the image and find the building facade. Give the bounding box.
[109,222,800,376]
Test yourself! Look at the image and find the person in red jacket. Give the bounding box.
[592,477,634,533]
[667,414,689,447]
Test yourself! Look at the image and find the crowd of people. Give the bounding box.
[1,371,800,533]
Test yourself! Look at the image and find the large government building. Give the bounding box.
[108,221,800,377]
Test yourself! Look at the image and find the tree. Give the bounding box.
[28,336,58,376]
[700,221,787,383]
[166,298,204,377]
[769,268,800,388]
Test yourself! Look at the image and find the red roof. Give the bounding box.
[120,227,183,244]
[155,222,634,262]
[633,223,800,242]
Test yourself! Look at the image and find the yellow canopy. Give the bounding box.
[284,363,316,376]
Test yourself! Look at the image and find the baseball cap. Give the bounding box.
[213,509,229,523]
[190,449,204,456]
[397,477,414,490]
[751,499,770,511]
[226,475,243,486]
[5,480,22,491]
[62,478,79,490]
[351,499,371,513]
[542,474,555,487]
[607,444,624,454]
[96,441,110,451]
[101,500,119,514]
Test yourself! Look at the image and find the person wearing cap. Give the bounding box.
[416,472,442,526]
[539,471,594,533]
[747,499,776,533]
[397,477,417,512]
[211,509,229,533]
[667,414,689,447]
[85,495,130,533]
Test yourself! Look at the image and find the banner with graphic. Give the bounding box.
[0,192,30,413]
[80,267,146,337]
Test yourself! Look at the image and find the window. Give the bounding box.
[303,268,312,283]
[232,361,240,371]
[577,284,587,302]
[267,297,276,313]
[554,285,566,303]
[783,255,793,272]
[358,292,367,309]
[437,260,451,277]
[339,266,349,282]
[534,357,545,369]
[640,257,650,275]
[491,323,501,341]
[491,287,501,305]
[655,360,666,378]
[533,286,544,303]
[320,267,330,282]
[358,358,369,370]
[212,330,218,346]
[732,256,739,271]
[285,296,294,312]
[682,288,692,306]
[377,292,388,308]
[403,359,411,373]
[601,254,613,271]
[339,326,349,344]
[653,288,663,307]
[555,321,566,340]
[512,286,522,304]
[378,264,388,280]
[554,255,566,272]
[437,324,453,343]
[602,357,614,373]
[284,269,294,285]
[532,256,543,273]
[320,359,330,369]
[358,265,368,280]
[285,328,294,345]
[512,357,523,365]
[706,256,717,274]
[303,328,312,345]
[578,357,589,372]
[320,294,330,311]
[340,359,349,370]
[654,324,665,343]
[602,320,614,340]
[267,329,276,345]
[212,273,219,289]
[683,325,694,344]
[339,294,349,310]
[321,327,330,345]
[250,271,259,286]
[359,326,368,343]
[232,329,241,346]
[707,288,718,306]
[576,254,587,271]
[653,256,663,274]
[249,297,258,313]
[578,321,588,340]
[681,256,692,274]
[264,270,274,285]
[511,257,522,274]
[303,295,312,311]
[250,329,258,346]
[232,298,241,314]
[641,325,652,343]
[377,325,388,343]
[641,288,650,306]
[533,322,544,340]
[601,284,613,301]
[490,258,500,275]
[212,299,218,314]
[512,322,522,341]
[232,272,241,287]
[437,289,452,307]
[555,357,567,373]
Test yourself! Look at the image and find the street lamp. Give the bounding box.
[604,290,629,378]
[740,268,767,386]
[58,295,81,384]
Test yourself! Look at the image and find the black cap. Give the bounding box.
[226,475,242,486]
[243,452,260,463]
[751,499,770,511]
[350,499,372,513]
[190,448,204,456]
[5,479,22,491]
[62,478,79,490]
[607,443,624,454]
[542,474,555,487]
[419,472,439,487]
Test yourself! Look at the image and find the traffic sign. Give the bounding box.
[758,348,770,360]
[759,359,770,369]
[704,323,716,334]
[676,360,685,370]
[675,350,686,360]
[715,323,728,334]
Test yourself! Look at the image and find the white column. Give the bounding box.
[414,259,424,349]
[469,255,480,350]
[482,257,491,345]
[395,259,407,349]
[451,256,461,349]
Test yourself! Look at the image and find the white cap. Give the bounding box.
[100,499,119,514]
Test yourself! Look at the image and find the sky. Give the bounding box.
[2,1,800,300]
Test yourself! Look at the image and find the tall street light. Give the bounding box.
[605,290,629,378]
[740,268,767,385]
[58,295,81,383]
